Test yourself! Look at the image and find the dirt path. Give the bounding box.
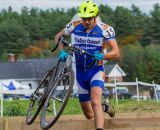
[1,112,160,130]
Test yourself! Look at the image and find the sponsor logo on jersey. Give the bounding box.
[75,37,101,45]
[75,45,97,50]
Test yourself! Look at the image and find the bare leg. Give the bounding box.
[91,87,104,129]
[80,87,104,129]
[80,101,94,120]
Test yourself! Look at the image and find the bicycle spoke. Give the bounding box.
[52,96,64,102]
[26,69,54,125]
[40,70,74,129]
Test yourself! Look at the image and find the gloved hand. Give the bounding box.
[94,51,104,61]
[58,50,69,61]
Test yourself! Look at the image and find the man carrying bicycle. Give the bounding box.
[55,1,120,130]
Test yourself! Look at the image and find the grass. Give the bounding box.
[65,98,160,114]
[2,98,160,116]
[111,99,160,112]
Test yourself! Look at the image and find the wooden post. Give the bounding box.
[136,78,140,101]
[5,118,8,130]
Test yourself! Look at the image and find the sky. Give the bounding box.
[0,0,160,14]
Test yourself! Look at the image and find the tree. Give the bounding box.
[114,6,135,37]
[99,4,114,25]
[141,4,160,45]
[144,45,160,83]
[0,50,8,62]
[121,43,144,81]
[0,18,30,55]
[150,4,160,44]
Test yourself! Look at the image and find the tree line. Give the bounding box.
[0,4,160,83]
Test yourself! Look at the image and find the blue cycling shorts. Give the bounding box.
[76,66,105,102]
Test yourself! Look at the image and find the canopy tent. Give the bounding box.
[0,79,29,90]
[0,79,32,117]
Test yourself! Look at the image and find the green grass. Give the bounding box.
[111,99,160,112]
[63,98,83,114]
[2,98,160,116]
[3,100,29,116]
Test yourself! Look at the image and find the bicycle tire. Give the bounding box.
[40,69,74,129]
[26,68,55,125]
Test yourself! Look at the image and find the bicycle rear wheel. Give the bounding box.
[40,69,74,129]
[26,68,54,125]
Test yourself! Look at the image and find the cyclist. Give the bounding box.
[55,1,120,130]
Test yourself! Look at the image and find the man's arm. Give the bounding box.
[54,21,75,49]
[103,39,120,60]
[54,29,66,50]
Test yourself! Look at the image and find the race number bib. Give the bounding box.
[103,27,115,39]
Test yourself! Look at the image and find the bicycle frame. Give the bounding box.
[26,38,101,129]
[61,39,99,69]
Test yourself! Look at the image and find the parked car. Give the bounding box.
[131,95,150,100]
[103,87,133,99]
[116,87,133,99]
[153,89,160,100]
[157,90,160,99]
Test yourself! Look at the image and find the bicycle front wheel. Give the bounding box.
[26,68,54,125]
[40,69,74,129]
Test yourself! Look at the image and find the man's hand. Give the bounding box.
[55,30,64,44]
[94,51,104,61]
[58,50,69,62]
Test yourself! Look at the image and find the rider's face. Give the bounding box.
[81,17,95,30]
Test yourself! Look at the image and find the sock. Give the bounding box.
[96,128,103,130]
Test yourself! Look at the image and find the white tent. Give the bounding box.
[0,80,32,117]
[0,79,29,90]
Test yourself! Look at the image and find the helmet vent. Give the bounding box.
[78,0,99,17]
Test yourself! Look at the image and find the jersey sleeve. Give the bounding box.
[102,25,115,40]
[64,22,75,35]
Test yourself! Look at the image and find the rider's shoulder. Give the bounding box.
[64,20,82,35]
[73,20,82,27]
[97,22,115,39]
[66,20,82,29]
[96,22,112,31]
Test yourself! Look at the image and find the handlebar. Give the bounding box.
[51,37,95,58]
[51,37,64,52]
[51,37,97,68]
[62,40,95,58]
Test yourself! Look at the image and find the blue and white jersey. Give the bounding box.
[64,21,115,70]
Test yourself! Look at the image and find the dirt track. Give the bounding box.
[1,112,160,130]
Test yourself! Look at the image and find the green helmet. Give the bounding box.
[78,0,99,18]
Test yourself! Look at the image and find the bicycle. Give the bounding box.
[26,38,98,129]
